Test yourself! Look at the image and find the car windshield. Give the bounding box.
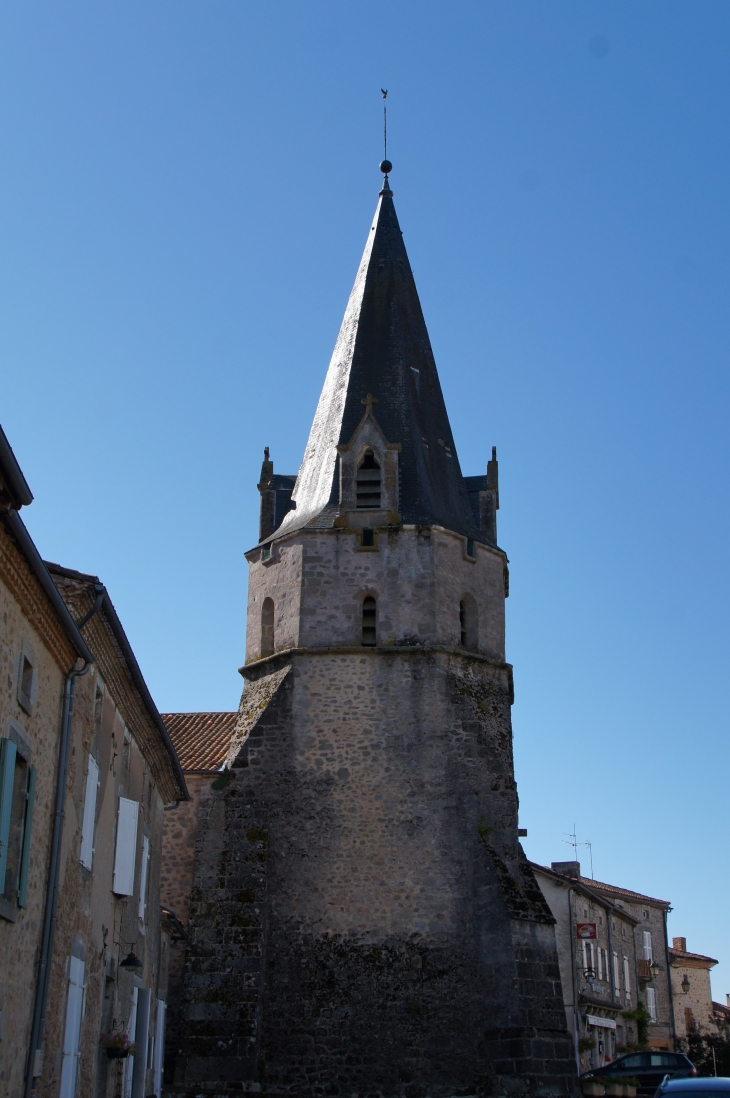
[618,1055,645,1068]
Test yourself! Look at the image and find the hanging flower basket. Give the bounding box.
[100,1034,136,1059]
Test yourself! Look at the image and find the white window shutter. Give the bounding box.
[153,1000,166,1097]
[138,835,150,921]
[79,756,99,870]
[123,986,139,1098]
[613,951,620,993]
[647,986,657,1021]
[113,798,139,896]
[643,930,653,962]
[623,956,631,998]
[59,957,85,1098]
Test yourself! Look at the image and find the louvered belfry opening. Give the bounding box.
[362,597,376,646]
[261,597,275,658]
[356,451,381,508]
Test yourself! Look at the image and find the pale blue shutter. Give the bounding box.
[113,798,139,896]
[18,764,36,907]
[59,956,85,1098]
[0,738,17,895]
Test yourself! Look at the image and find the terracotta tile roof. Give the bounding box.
[161,712,237,772]
[670,948,718,967]
[583,876,670,908]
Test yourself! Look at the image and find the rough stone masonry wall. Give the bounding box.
[170,650,576,1098]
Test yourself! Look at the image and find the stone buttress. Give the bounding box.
[170,167,577,1097]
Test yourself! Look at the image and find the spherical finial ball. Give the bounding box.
[380,159,392,175]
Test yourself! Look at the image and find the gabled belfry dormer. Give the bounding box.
[334,392,401,528]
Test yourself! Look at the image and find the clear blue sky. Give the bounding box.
[2,3,728,996]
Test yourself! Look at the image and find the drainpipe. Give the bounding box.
[24,588,103,1098]
[664,907,677,1050]
[568,886,580,1073]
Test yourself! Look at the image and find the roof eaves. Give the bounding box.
[669,949,718,967]
[2,512,92,663]
[0,424,33,509]
[45,562,189,802]
[581,877,670,908]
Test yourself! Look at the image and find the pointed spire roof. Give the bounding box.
[275,169,483,543]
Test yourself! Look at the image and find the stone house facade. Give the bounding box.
[534,862,676,1058]
[586,874,675,1051]
[158,712,237,1086]
[162,167,577,1097]
[532,863,641,1073]
[0,426,93,1098]
[38,564,187,1098]
[0,424,187,1098]
[669,937,719,1041]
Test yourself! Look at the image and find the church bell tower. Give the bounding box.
[174,164,577,1097]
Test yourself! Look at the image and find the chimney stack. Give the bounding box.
[551,861,581,880]
[673,937,687,952]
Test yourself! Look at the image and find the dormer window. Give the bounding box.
[356,451,381,509]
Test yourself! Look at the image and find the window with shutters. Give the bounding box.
[261,598,275,657]
[153,1000,166,1097]
[646,986,657,1022]
[113,797,139,896]
[643,930,653,962]
[356,451,381,508]
[623,956,632,1004]
[59,956,85,1098]
[79,755,99,870]
[613,951,621,994]
[0,731,36,919]
[362,597,376,647]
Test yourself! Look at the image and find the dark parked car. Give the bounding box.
[656,1078,730,1098]
[582,1051,696,1094]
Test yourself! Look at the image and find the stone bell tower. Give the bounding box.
[173,165,576,1097]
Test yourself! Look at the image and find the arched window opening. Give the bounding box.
[362,597,376,647]
[459,595,478,651]
[261,597,275,658]
[356,451,381,509]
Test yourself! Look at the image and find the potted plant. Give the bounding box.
[100,1033,136,1059]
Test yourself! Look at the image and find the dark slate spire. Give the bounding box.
[276,167,483,543]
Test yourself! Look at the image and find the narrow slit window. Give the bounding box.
[261,597,275,657]
[459,595,478,650]
[361,528,374,548]
[362,597,376,647]
[18,655,34,713]
[356,451,381,509]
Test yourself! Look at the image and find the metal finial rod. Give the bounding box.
[381,88,388,161]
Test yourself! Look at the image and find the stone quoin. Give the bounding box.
[168,164,578,1097]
